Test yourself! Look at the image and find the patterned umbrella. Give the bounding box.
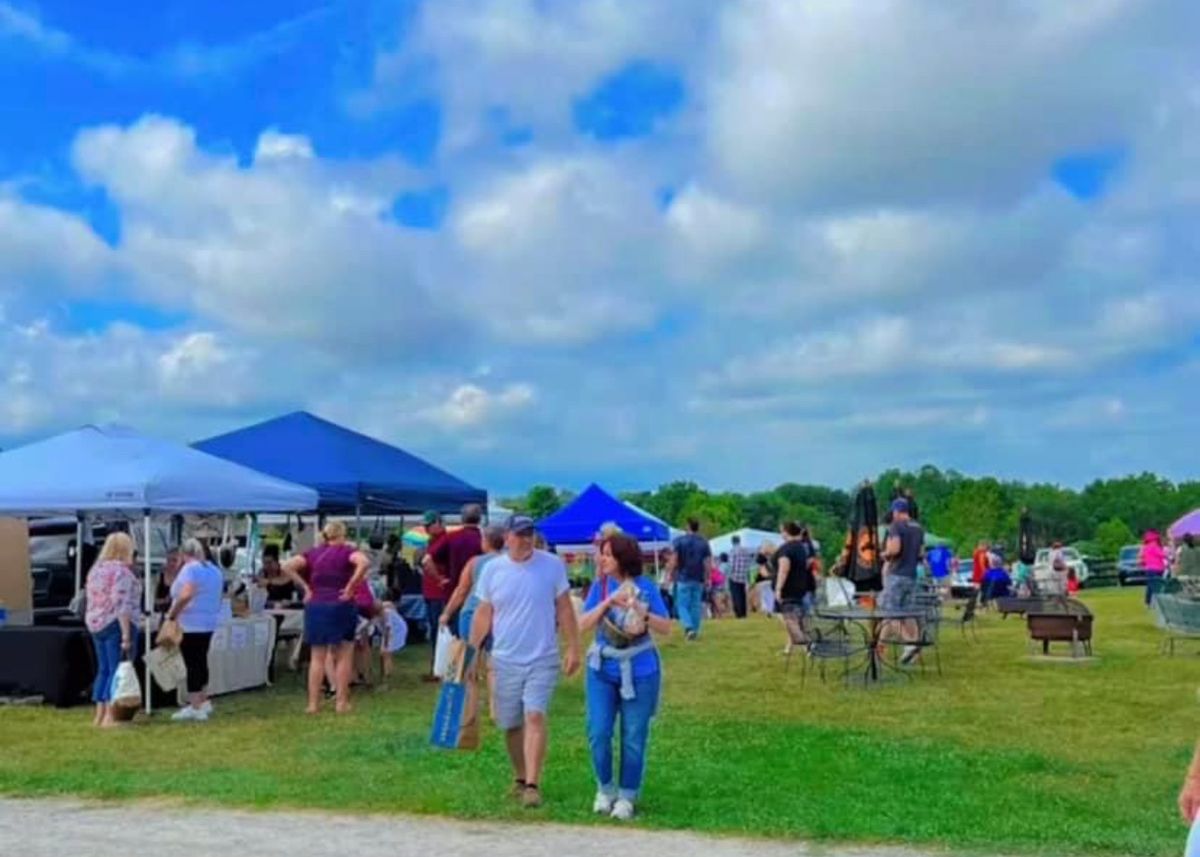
[1170,509,1200,539]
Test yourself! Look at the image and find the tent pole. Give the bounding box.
[249,513,258,576]
[74,513,84,595]
[355,502,362,548]
[143,510,153,715]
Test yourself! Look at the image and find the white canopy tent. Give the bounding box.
[709,528,782,557]
[0,424,318,712]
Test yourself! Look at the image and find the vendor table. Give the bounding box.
[0,625,95,707]
[179,615,276,703]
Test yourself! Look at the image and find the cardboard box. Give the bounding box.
[0,518,32,626]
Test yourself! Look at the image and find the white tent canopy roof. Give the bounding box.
[710,528,783,556]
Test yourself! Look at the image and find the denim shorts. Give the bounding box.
[881,575,917,611]
[492,655,560,731]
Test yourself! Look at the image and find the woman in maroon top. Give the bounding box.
[284,520,370,714]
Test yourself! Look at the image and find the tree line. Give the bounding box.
[504,467,1200,563]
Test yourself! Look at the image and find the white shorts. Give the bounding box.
[492,656,560,731]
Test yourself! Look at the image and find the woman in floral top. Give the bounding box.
[85,532,142,727]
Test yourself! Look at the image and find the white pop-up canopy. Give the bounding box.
[709,528,782,557]
[0,424,318,711]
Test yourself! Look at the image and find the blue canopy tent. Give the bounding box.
[194,411,487,516]
[537,484,672,549]
[0,423,318,712]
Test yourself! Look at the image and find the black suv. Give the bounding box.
[31,518,169,614]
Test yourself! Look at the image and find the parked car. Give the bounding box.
[1116,544,1147,587]
[1033,547,1090,583]
[30,517,170,614]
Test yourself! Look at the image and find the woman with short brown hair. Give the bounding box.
[578,533,672,821]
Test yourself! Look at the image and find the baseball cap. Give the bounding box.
[890,498,909,514]
[506,514,536,534]
[422,510,442,526]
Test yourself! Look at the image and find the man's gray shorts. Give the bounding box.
[881,575,917,611]
[492,655,560,731]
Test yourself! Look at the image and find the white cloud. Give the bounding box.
[0,317,260,436]
[420,382,536,430]
[450,154,668,343]
[70,116,443,351]
[0,190,113,293]
[254,130,315,162]
[358,0,705,148]
[705,0,1196,209]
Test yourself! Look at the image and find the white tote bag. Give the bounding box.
[432,627,454,678]
[111,661,143,709]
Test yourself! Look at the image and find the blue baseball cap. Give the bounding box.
[890,498,909,514]
[506,515,536,534]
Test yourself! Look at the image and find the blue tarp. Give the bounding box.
[194,411,487,514]
[0,424,318,515]
[537,483,671,546]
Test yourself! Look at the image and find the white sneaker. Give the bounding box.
[200,700,213,716]
[592,791,616,815]
[900,645,921,665]
[611,799,635,821]
[171,706,208,723]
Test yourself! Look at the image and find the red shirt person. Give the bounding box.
[972,542,989,586]
[430,504,484,636]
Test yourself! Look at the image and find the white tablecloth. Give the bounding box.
[178,615,276,703]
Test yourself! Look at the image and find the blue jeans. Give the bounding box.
[90,621,123,703]
[586,668,661,801]
[1146,574,1164,607]
[675,581,704,636]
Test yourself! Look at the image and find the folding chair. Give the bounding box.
[958,588,980,642]
[784,613,868,688]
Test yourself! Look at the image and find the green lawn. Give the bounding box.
[1,589,1194,856]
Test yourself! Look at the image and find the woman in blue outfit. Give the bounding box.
[579,532,672,821]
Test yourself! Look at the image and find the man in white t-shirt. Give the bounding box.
[470,515,580,809]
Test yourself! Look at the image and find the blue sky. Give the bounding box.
[1,0,1198,496]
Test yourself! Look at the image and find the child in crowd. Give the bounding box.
[1066,568,1080,596]
[380,601,408,680]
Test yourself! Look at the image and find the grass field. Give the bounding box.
[1,588,1195,856]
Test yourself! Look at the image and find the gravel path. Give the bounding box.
[0,797,982,856]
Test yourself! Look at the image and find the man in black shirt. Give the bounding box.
[775,522,816,611]
[775,521,817,653]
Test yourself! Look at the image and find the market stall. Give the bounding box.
[195,411,487,516]
[537,483,675,551]
[0,423,318,711]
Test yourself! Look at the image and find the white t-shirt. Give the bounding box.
[478,549,569,666]
[170,561,225,634]
[382,606,408,653]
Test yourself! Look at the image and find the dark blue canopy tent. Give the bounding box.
[194,411,486,515]
[537,483,671,548]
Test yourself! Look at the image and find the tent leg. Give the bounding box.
[355,503,362,548]
[74,513,84,595]
[248,513,258,577]
[143,511,153,715]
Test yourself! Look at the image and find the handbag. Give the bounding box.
[146,645,187,693]
[111,660,143,710]
[156,619,183,648]
[432,626,455,678]
[430,642,478,750]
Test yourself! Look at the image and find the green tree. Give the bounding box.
[679,492,743,537]
[1094,517,1136,560]
[930,479,1011,550]
[525,485,564,521]
[631,481,702,527]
